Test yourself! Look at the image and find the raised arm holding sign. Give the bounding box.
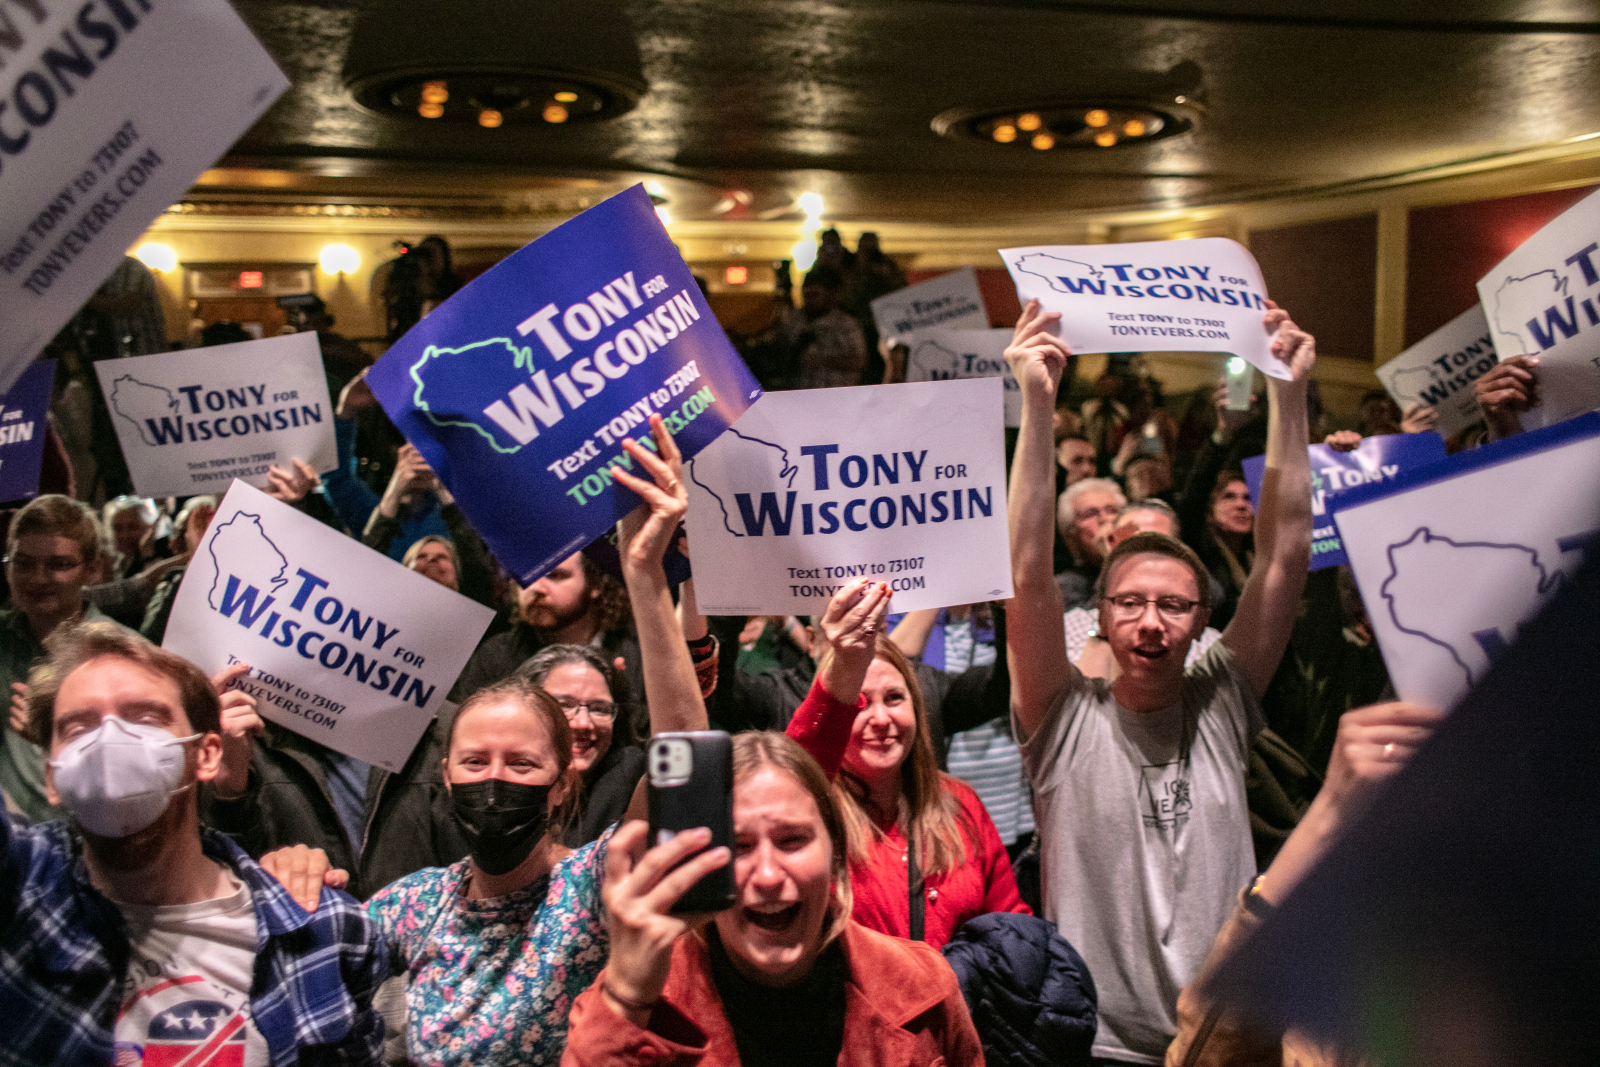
[1003,296,1316,1065]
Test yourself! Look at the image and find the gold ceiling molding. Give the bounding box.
[165,198,598,221]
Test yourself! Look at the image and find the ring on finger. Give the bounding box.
[1383,742,1395,757]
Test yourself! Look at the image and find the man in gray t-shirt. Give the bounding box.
[1002,298,1317,1065]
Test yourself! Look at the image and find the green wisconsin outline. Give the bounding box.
[409,336,537,455]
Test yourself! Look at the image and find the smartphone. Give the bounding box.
[647,730,736,914]
[1225,357,1254,411]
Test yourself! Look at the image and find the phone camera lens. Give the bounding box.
[657,761,670,772]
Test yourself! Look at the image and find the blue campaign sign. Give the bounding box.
[0,360,57,503]
[1242,432,1447,570]
[366,185,762,583]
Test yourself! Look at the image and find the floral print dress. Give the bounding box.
[367,827,613,1065]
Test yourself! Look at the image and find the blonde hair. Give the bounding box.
[829,638,971,878]
[731,731,853,945]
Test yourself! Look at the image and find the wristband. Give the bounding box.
[604,981,659,1014]
[686,633,716,656]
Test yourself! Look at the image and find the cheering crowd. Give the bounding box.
[0,257,1555,1067]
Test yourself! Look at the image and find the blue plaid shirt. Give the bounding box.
[0,813,387,1067]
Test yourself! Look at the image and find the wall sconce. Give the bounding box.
[320,244,360,274]
[135,242,177,273]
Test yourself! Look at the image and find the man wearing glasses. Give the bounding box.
[1,496,111,822]
[1004,299,1315,1067]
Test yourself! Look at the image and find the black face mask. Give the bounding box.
[450,778,553,876]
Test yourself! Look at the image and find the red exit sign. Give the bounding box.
[238,270,264,289]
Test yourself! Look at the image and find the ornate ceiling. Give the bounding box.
[206,0,1600,224]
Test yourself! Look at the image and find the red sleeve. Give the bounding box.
[784,674,865,780]
[953,779,1032,917]
[561,976,709,1066]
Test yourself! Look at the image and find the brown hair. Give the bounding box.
[1208,469,1249,515]
[578,553,631,635]
[8,494,102,567]
[447,676,580,838]
[826,637,972,879]
[26,621,220,746]
[731,731,853,945]
[1094,530,1213,612]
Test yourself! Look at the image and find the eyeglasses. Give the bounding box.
[553,695,616,721]
[1075,505,1121,523]
[3,555,85,576]
[1102,594,1199,621]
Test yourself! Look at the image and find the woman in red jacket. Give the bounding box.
[563,730,982,1065]
[786,578,1030,948]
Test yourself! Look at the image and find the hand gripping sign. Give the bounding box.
[94,332,337,498]
[162,481,494,771]
[1475,186,1600,431]
[0,0,288,390]
[366,184,762,584]
[1000,237,1288,379]
[684,378,1013,616]
[1330,412,1600,711]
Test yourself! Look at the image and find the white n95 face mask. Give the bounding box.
[50,717,200,838]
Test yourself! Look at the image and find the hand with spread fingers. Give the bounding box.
[597,820,731,1022]
[609,414,689,573]
[817,578,892,705]
[259,844,350,912]
[210,662,264,800]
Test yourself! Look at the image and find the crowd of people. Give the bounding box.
[0,235,1558,1067]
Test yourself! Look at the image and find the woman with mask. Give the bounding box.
[514,644,643,848]
[785,578,1029,948]
[364,414,706,1065]
[563,728,983,1065]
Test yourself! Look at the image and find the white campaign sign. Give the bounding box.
[1476,186,1600,430]
[1376,305,1497,438]
[1000,237,1287,379]
[1331,416,1600,711]
[94,333,336,497]
[0,0,288,390]
[163,482,495,771]
[905,327,1020,427]
[870,267,989,341]
[684,379,1013,615]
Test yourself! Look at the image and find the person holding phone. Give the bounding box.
[364,415,710,1065]
[564,730,983,1065]
[778,579,1030,948]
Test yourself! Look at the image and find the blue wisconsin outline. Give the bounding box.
[205,512,289,611]
[687,428,799,537]
[1380,526,1560,689]
[408,336,537,455]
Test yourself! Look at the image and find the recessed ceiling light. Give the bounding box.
[554,90,578,103]
[478,109,503,128]
[933,98,1197,151]
[418,102,443,119]
[543,104,569,123]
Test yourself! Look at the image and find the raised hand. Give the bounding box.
[1474,354,1539,440]
[609,414,689,573]
[1004,298,1073,399]
[1400,402,1439,435]
[598,820,730,1020]
[1322,700,1446,821]
[264,457,322,504]
[1211,379,1255,443]
[1264,302,1316,383]
[817,578,891,705]
[210,662,264,800]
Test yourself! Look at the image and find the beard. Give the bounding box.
[521,596,592,634]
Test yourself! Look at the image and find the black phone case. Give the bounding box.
[647,730,736,914]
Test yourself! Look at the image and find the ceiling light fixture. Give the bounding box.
[933,96,1199,151]
[135,243,177,273]
[343,0,646,128]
